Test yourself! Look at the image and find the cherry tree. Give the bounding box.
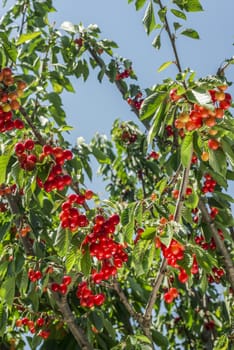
[0,0,233,349]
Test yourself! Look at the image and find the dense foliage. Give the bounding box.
[0,0,233,349]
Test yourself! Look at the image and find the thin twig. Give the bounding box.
[198,199,234,291]
[157,0,183,73]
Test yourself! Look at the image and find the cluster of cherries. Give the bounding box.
[16,316,50,338]
[51,275,72,295]
[195,229,224,252]
[208,267,225,284]
[76,281,105,308]
[37,144,73,192]
[115,67,132,81]
[0,67,26,132]
[201,173,216,194]
[75,213,128,308]
[127,91,144,110]
[28,268,42,282]
[14,140,73,191]
[0,184,17,213]
[164,287,179,304]
[59,191,93,232]
[156,236,199,303]
[15,139,38,171]
[194,228,225,284]
[171,86,232,155]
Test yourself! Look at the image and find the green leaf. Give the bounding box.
[157,61,173,72]
[173,22,182,31]
[65,246,79,273]
[185,190,199,209]
[147,100,167,144]
[181,133,193,167]
[81,249,91,276]
[0,32,17,62]
[181,28,200,39]
[186,88,211,105]
[152,329,169,347]
[0,155,10,184]
[141,227,156,240]
[91,146,111,164]
[152,34,161,49]
[0,277,15,307]
[135,0,147,10]
[16,31,41,45]
[142,1,156,35]
[140,92,164,120]
[124,221,135,243]
[0,303,7,337]
[185,0,203,12]
[0,222,11,241]
[19,268,29,296]
[209,148,227,177]
[55,227,72,256]
[171,8,187,20]
[213,335,229,350]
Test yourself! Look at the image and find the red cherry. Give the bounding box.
[36,317,45,327]
[93,293,105,306]
[84,189,93,200]
[21,317,29,325]
[24,139,35,150]
[59,283,67,295]
[62,275,72,286]
[34,270,42,280]
[51,283,60,292]
[178,268,189,283]
[208,139,220,150]
[15,142,25,154]
[43,144,53,155]
[14,119,24,129]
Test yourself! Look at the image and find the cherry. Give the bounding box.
[208,139,220,150]
[15,142,25,154]
[51,283,60,292]
[24,139,35,150]
[59,283,67,295]
[62,275,72,286]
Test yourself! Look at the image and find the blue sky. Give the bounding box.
[49,1,234,198]
[51,0,234,144]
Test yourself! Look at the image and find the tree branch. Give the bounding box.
[53,293,93,350]
[198,199,234,291]
[143,155,192,323]
[19,106,45,145]
[6,193,34,256]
